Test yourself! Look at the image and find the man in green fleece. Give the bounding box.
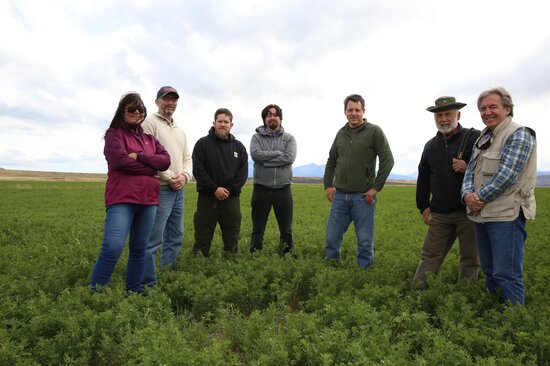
[323,94,394,269]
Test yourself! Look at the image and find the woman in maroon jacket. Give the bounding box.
[91,92,170,293]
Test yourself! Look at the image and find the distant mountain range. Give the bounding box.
[247,162,418,180]
[291,163,419,180]
[250,163,550,186]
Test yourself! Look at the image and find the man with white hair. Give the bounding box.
[412,96,480,290]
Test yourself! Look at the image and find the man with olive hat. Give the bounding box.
[412,96,480,290]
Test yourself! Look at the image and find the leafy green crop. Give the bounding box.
[1,181,549,365]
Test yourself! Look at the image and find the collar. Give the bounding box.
[154,112,174,126]
[492,116,512,135]
[346,118,367,131]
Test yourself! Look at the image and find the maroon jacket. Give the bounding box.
[104,123,170,207]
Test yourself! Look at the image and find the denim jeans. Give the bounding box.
[91,203,157,293]
[475,212,526,304]
[250,184,294,253]
[325,190,376,268]
[142,185,184,286]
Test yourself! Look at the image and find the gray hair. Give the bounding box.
[477,87,514,117]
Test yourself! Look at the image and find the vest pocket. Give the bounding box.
[480,152,500,176]
[480,190,515,219]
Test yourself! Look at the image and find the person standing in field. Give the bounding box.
[91,92,170,293]
[462,87,537,305]
[323,94,394,269]
[412,96,480,290]
[140,86,192,288]
[191,108,248,256]
[249,104,297,254]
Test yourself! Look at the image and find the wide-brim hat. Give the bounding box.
[426,96,466,113]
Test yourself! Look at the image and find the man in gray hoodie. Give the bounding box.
[249,104,297,254]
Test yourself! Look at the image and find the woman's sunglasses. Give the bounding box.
[126,105,145,114]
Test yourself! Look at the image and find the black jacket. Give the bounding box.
[416,124,480,214]
[192,127,248,196]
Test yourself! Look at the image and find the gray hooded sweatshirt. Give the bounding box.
[250,125,297,188]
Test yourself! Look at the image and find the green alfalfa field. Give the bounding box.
[1,181,549,365]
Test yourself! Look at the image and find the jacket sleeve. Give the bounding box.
[104,129,157,176]
[136,136,171,171]
[323,135,338,189]
[416,144,431,213]
[192,139,218,194]
[250,134,280,163]
[373,127,394,191]
[142,118,176,181]
[229,142,249,195]
[181,132,193,182]
[263,134,297,167]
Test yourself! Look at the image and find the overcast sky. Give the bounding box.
[1,0,549,175]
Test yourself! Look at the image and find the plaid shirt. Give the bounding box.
[462,127,536,202]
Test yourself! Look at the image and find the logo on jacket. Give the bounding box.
[234,151,238,158]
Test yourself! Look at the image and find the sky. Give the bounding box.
[1,0,549,176]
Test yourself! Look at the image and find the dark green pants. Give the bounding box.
[412,211,479,290]
[193,194,242,256]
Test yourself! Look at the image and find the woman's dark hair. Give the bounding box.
[105,92,146,135]
[261,104,283,125]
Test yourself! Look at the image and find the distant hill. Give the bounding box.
[293,163,326,178]
[288,163,418,180]
[537,175,550,187]
[288,164,550,186]
[2,167,549,186]
[0,169,106,182]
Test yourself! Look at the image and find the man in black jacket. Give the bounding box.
[192,108,248,256]
[412,96,480,290]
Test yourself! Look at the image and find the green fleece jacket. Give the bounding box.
[323,120,394,193]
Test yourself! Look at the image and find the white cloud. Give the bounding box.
[1,0,550,175]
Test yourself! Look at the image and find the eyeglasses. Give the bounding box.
[476,132,493,150]
[126,105,145,114]
[471,132,493,162]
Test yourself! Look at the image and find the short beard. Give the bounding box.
[215,129,229,140]
[161,106,175,117]
[267,121,279,131]
[436,120,458,134]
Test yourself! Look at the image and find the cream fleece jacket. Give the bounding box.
[142,112,193,184]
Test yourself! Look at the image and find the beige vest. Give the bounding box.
[470,117,537,222]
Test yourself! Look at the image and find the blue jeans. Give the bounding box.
[91,203,157,293]
[142,185,184,286]
[475,212,526,304]
[325,190,376,268]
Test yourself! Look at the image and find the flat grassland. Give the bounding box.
[1,180,548,365]
[0,168,107,182]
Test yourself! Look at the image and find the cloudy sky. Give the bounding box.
[1,0,549,175]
